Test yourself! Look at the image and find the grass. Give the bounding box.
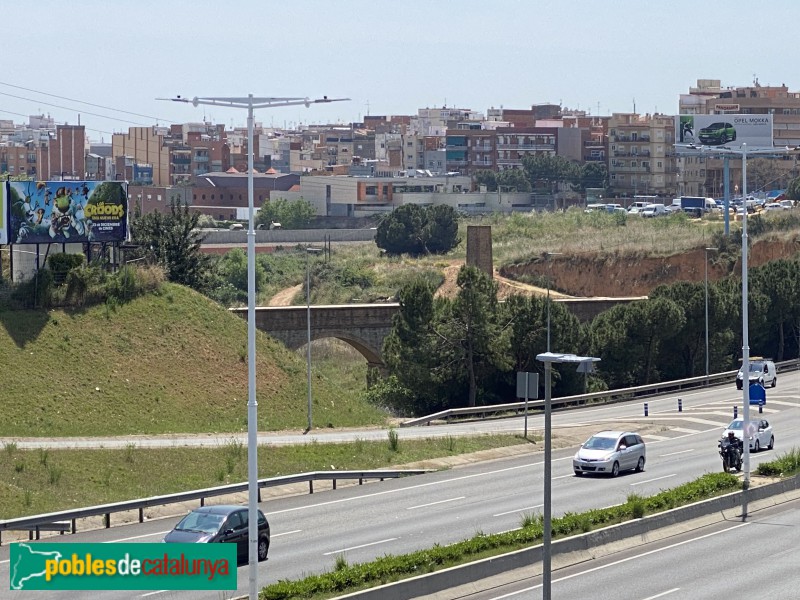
[0,434,526,519]
[0,283,385,437]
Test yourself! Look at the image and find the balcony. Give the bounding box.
[171,156,191,165]
[472,145,494,152]
[193,155,209,163]
[496,143,555,151]
[447,159,468,166]
[496,158,523,166]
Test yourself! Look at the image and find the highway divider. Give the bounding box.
[326,475,800,600]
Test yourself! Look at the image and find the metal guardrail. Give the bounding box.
[401,360,800,427]
[0,469,430,545]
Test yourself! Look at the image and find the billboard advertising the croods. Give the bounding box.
[8,181,128,244]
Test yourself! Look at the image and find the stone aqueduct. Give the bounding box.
[232,298,641,366]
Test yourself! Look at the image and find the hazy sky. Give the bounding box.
[2,0,796,142]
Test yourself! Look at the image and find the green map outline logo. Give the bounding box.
[9,542,237,590]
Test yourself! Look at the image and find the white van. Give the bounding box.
[640,203,667,218]
[627,201,650,214]
[736,358,776,390]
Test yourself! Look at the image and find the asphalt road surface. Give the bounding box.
[3,376,799,599]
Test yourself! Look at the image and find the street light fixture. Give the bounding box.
[160,93,348,600]
[535,352,600,600]
[704,246,718,381]
[544,252,562,352]
[305,247,323,434]
[710,143,797,518]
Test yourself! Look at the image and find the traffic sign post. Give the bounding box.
[516,372,539,439]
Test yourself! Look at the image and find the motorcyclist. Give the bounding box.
[725,430,742,450]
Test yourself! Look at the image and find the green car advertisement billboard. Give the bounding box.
[676,114,773,151]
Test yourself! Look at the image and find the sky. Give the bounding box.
[2,0,797,143]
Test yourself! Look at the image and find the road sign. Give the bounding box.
[516,372,539,399]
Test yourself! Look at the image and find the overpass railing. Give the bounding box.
[401,359,800,427]
[0,469,430,545]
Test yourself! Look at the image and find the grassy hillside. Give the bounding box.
[0,283,385,437]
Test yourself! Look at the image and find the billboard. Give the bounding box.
[0,182,7,244]
[8,181,128,244]
[676,114,773,152]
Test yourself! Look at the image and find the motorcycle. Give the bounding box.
[719,437,743,473]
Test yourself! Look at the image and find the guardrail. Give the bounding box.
[401,360,800,427]
[0,469,430,545]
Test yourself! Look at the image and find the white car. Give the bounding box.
[764,202,784,211]
[723,418,774,452]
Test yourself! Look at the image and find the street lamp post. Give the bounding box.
[161,94,347,600]
[305,247,322,433]
[535,352,600,600]
[707,142,798,517]
[704,246,718,381]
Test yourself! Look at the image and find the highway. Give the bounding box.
[2,376,799,599]
[456,496,800,600]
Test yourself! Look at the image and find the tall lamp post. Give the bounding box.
[704,246,718,381]
[535,352,600,600]
[711,142,797,517]
[305,247,322,433]
[161,94,347,600]
[544,252,562,352]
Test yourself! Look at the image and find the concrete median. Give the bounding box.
[329,475,800,600]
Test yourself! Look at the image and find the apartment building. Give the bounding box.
[679,79,800,197]
[607,113,677,197]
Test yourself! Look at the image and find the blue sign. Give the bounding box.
[748,383,766,405]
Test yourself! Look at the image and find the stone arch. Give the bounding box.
[301,329,383,366]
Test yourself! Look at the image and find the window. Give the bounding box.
[657,161,663,168]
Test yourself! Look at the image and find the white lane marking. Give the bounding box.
[670,427,702,434]
[323,538,397,556]
[493,505,543,517]
[273,529,302,537]
[641,589,680,600]
[140,591,168,597]
[642,434,670,441]
[554,474,575,480]
[104,530,170,542]
[265,457,573,516]
[659,449,693,457]
[630,474,676,486]
[406,496,465,510]
[487,522,749,598]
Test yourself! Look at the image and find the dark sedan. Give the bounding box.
[163,504,270,562]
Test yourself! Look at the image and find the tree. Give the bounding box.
[496,168,532,192]
[210,248,267,304]
[522,154,580,194]
[787,176,800,201]
[435,266,510,407]
[130,199,210,290]
[474,169,498,192]
[422,205,460,254]
[575,162,608,194]
[256,197,315,229]
[376,204,460,256]
[381,279,441,414]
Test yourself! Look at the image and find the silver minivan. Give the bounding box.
[573,431,646,477]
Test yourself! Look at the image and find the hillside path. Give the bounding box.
[268,283,302,306]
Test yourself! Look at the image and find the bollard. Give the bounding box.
[644,402,649,417]
[678,398,683,412]
[759,400,764,414]
[734,405,738,419]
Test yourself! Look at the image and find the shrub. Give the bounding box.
[48,253,86,285]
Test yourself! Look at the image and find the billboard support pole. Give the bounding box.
[723,156,730,236]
